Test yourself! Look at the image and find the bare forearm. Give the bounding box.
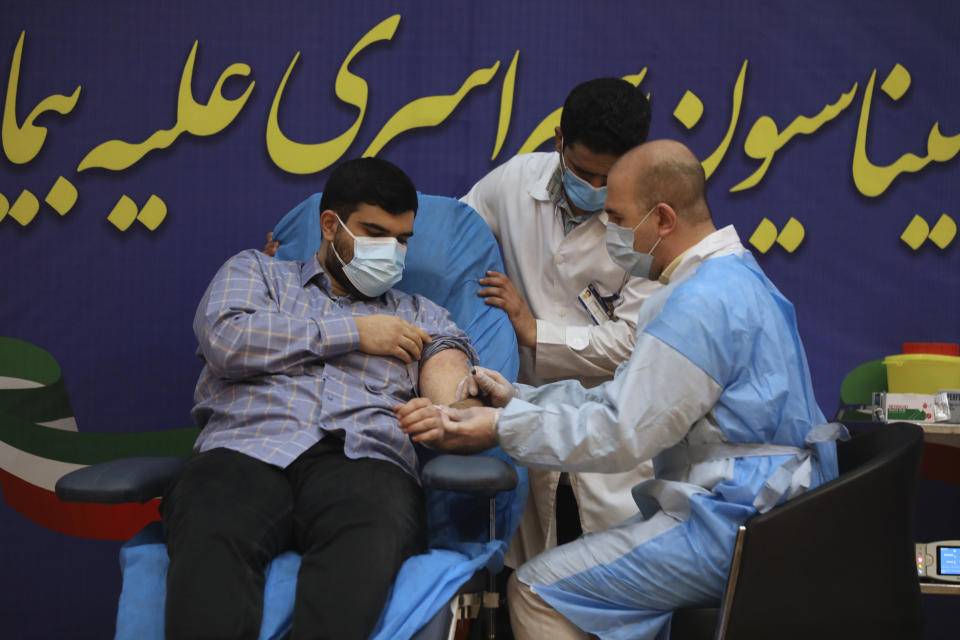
[450,397,484,410]
[419,348,472,404]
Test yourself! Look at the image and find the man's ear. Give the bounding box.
[554,126,563,154]
[319,209,340,243]
[655,204,679,236]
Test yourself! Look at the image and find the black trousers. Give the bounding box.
[160,439,426,640]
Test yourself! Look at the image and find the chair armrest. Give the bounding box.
[421,454,518,498]
[55,456,188,504]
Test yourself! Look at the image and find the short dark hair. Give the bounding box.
[560,78,651,156]
[319,157,418,221]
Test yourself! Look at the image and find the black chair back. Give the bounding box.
[672,422,925,640]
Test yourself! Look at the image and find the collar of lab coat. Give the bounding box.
[527,154,561,203]
[661,225,744,284]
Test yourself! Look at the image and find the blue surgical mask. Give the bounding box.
[559,143,607,212]
[331,215,406,297]
[603,207,662,279]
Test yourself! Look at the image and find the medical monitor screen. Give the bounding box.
[937,546,960,576]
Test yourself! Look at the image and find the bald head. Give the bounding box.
[611,140,711,224]
[602,140,717,280]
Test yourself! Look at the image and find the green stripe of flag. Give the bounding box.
[0,337,198,464]
[0,409,198,464]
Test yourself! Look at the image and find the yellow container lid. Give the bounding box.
[883,354,960,366]
[883,353,960,394]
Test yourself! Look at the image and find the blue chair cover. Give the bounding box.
[115,194,527,640]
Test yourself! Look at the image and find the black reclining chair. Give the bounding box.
[670,421,925,640]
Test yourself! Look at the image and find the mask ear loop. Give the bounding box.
[558,136,586,187]
[612,204,660,294]
[559,140,596,191]
[643,205,663,256]
[329,214,354,268]
[648,235,663,255]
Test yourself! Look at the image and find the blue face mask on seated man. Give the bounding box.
[559,144,607,212]
[603,207,661,280]
[331,214,406,297]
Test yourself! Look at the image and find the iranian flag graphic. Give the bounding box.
[0,337,197,540]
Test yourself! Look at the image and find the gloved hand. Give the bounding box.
[396,402,501,453]
[454,366,515,407]
[437,406,502,453]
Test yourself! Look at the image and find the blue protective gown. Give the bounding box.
[496,226,842,640]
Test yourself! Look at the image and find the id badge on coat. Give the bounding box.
[577,283,619,325]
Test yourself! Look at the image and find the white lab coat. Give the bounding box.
[461,152,662,566]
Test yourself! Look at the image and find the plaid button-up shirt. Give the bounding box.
[191,249,477,479]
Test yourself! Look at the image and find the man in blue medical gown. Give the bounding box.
[397,139,843,640]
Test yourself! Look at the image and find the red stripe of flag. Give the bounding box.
[0,467,160,540]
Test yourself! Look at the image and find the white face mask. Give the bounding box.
[603,206,661,279]
[331,214,406,297]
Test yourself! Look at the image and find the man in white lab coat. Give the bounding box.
[461,78,660,580]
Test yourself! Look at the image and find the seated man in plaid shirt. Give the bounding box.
[161,158,480,640]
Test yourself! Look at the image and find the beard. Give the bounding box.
[323,229,373,300]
